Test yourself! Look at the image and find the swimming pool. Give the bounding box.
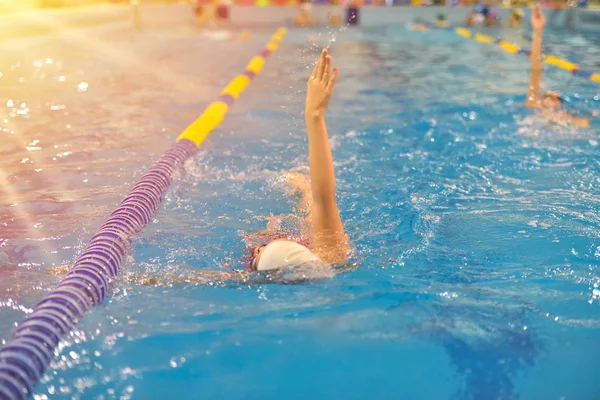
[1,15,600,400]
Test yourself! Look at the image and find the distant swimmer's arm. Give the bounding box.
[570,116,590,129]
[132,270,250,286]
[543,110,590,129]
[527,5,545,108]
[305,49,349,265]
[464,14,472,26]
[411,24,429,32]
[48,264,250,286]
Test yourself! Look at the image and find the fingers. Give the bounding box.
[327,67,338,92]
[310,57,321,79]
[310,49,336,85]
[317,49,327,80]
[323,54,331,82]
[310,50,323,80]
[314,50,323,80]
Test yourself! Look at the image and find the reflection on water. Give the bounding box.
[1,19,600,400]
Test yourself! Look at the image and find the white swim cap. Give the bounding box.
[473,13,485,24]
[256,240,322,271]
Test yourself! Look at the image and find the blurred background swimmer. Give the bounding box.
[410,13,448,32]
[465,10,485,26]
[294,0,317,27]
[465,0,498,27]
[192,0,205,25]
[193,0,230,28]
[435,13,449,27]
[505,8,523,28]
[485,10,499,26]
[410,22,430,32]
[328,11,342,27]
[215,0,231,26]
[465,0,487,26]
[49,49,352,285]
[526,5,590,128]
[326,0,344,27]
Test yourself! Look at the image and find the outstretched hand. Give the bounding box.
[531,5,545,31]
[306,49,338,120]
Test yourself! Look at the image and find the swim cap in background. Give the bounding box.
[437,13,446,20]
[301,2,312,11]
[543,90,564,103]
[512,8,523,16]
[256,240,324,271]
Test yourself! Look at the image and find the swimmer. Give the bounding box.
[193,0,216,27]
[411,22,430,32]
[473,0,488,15]
[193,0,228,27]
[505,8,523,28]
[485,10,499,26]
[293,0,317,27]
[49,49,351,285]
[192,0,206,25]
[526,5,590,128]
[465,10,484,26]
[411,15,444,32]
[472,1,489,25]
[328,12,342,27]
[466,0,498,27]
[436,13,449,27]
[215,0,230,26]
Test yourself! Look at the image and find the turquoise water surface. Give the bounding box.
[1,18,600,400]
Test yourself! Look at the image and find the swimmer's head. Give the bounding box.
[437,13,446,21]
[542,91,564,109]
[471,12,485,25]
[511,8,523,20]
[250,239,321,272]
[484,11,498,26]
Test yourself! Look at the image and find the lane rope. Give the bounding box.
[0,25,289,400]
[413,18,600,84]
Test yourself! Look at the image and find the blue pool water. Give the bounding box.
[1,16,600,400]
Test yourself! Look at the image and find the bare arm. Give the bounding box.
[527,6,545,108]
[305,50,349,264]
[569,116,590,128]
[48,264,249,285]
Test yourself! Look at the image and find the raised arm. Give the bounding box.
[305,49,349,264]
[527,5,545,108]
